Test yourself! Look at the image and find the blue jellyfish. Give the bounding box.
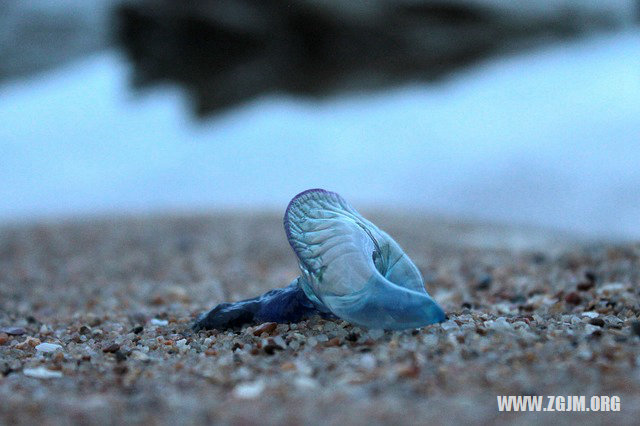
[194,189,445,331]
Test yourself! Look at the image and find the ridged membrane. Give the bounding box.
[284,189,446,330]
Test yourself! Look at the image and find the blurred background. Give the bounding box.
[1,0,639,239]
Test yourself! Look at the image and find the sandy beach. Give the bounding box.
[1,212,639,425]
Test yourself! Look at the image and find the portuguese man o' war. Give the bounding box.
[193,189,446,331]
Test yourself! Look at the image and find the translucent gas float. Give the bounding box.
[194,189,446,331]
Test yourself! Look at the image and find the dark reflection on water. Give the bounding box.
[114,0,636,116]
[2,1,637,116]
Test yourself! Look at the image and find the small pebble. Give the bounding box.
[16,337,41,350]
[396,363,420,379]
[589,318,605,327]
[289,340,300,351]
[233,381,265,399]
[565,292,582,305]
[596,283,626,295]
[275,324,290,334]
[0,333,8,345]
[325,337,341,347]
[263,340,284,355]
[315,334,329,343]
[440,321,459,332]
[584,324,600,334]
[360,354,376,371]
[1,327,25,336]
[345,332,359,342]
[102,343,120,353]
[130,350,150,362]
[35,343,63,353]
[252,322,277,336]
[150,319,169,326]
[23,367,63,379]
[577,281,595,291]
[272,336,286,348]
[485,317,512,331]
